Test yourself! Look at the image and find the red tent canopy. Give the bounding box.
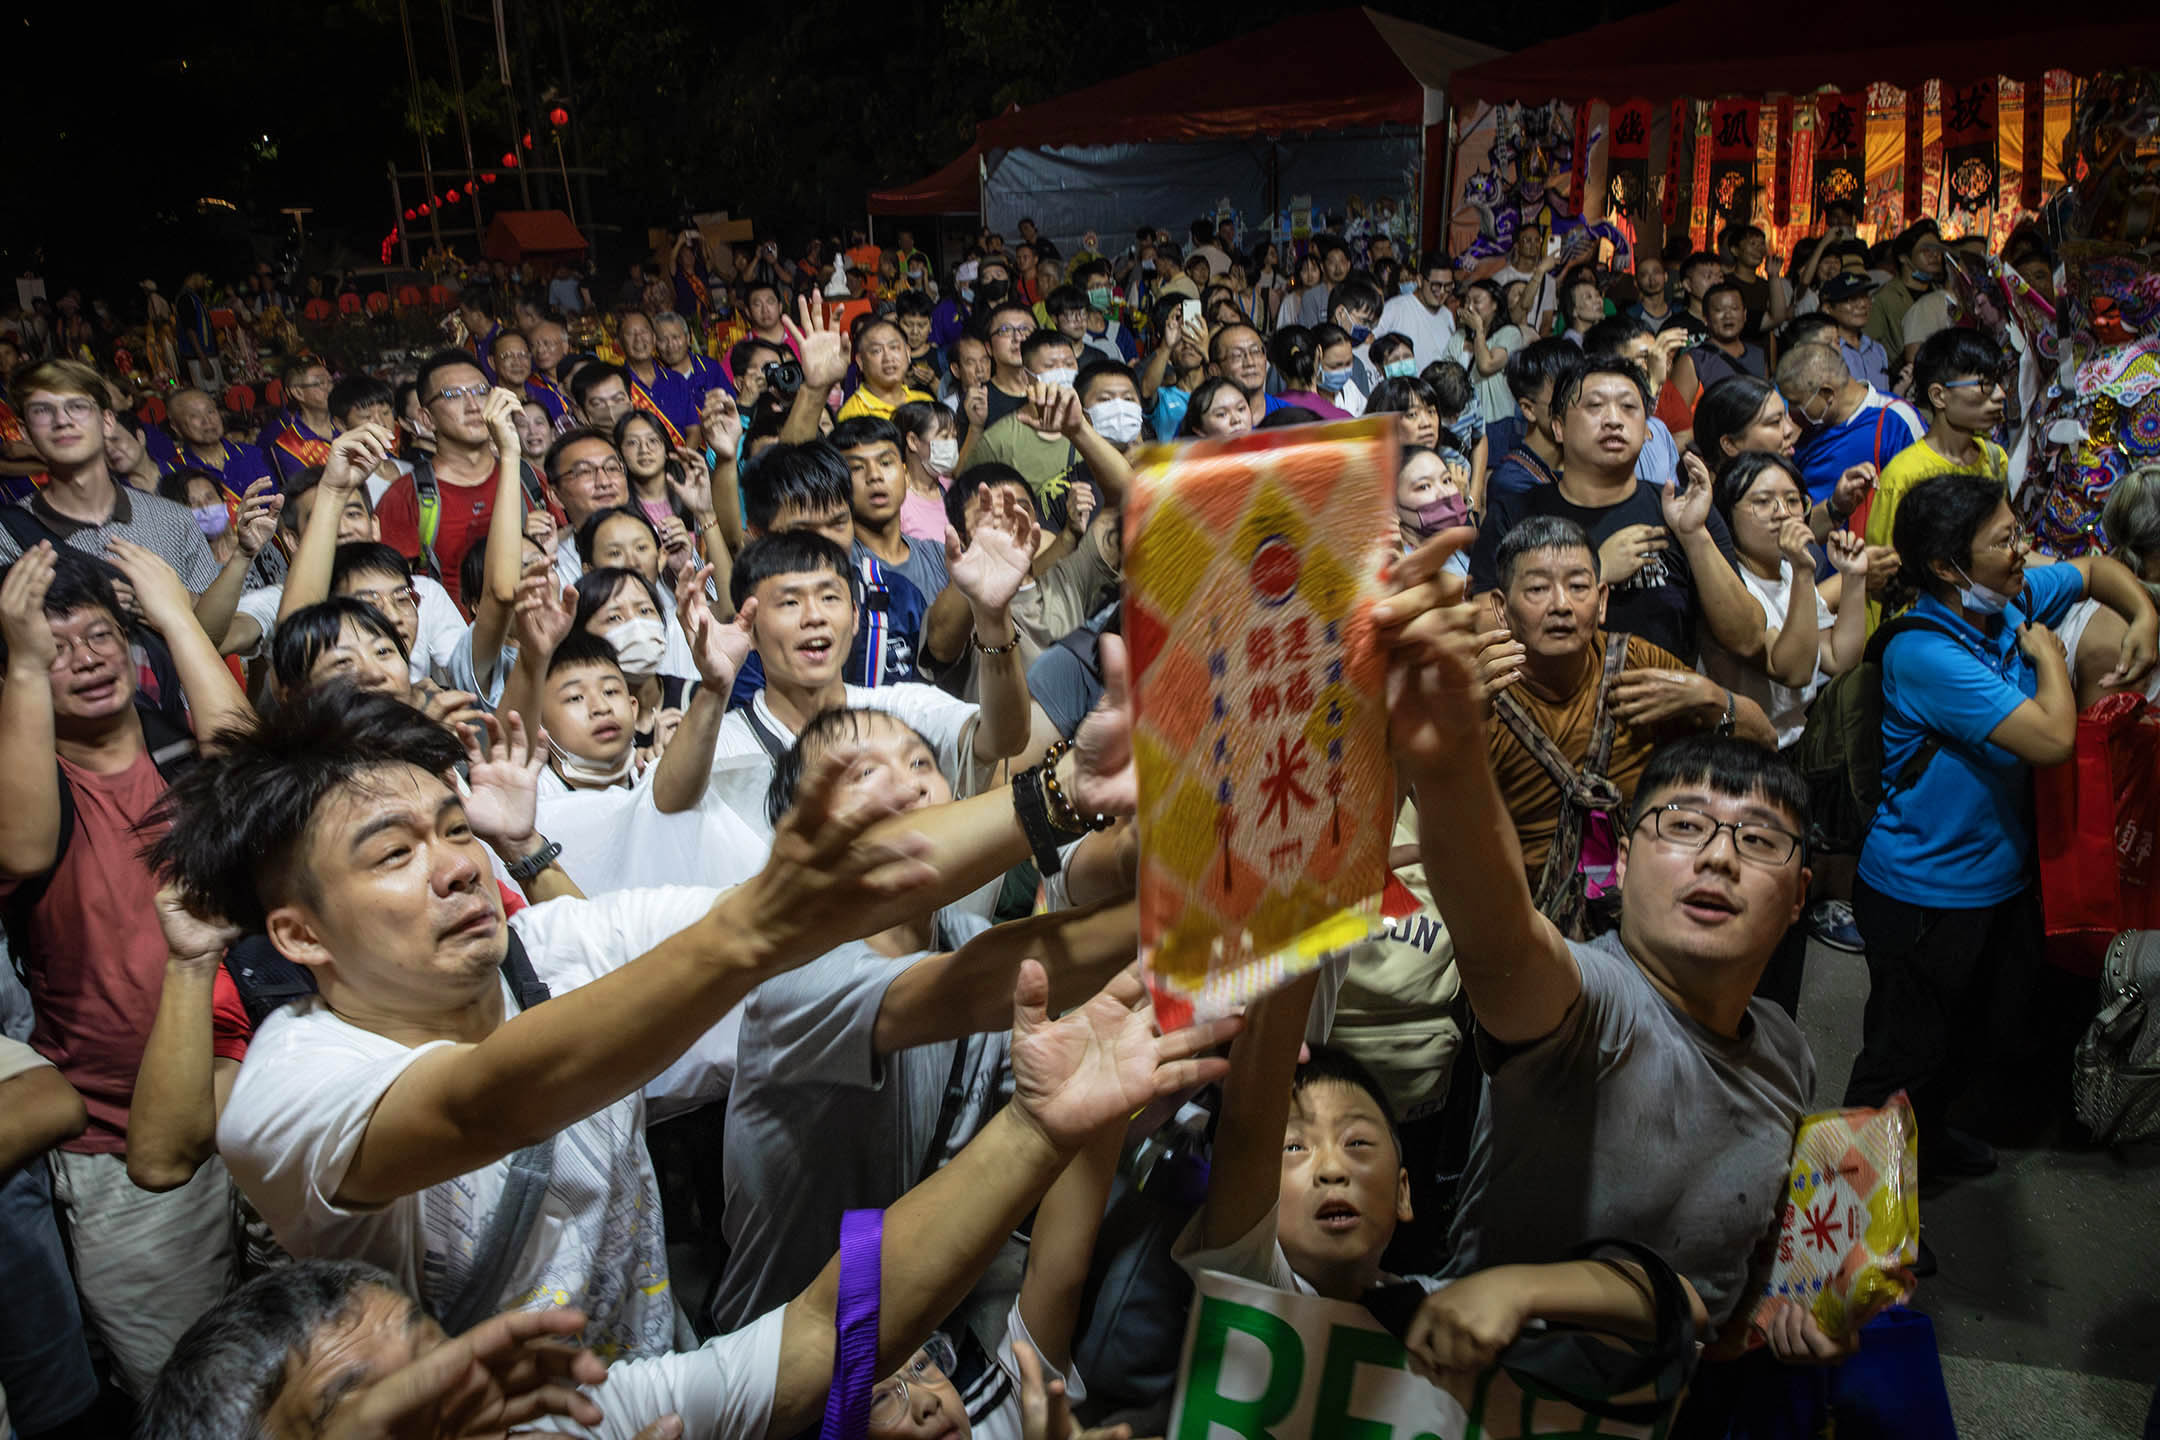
[482,210,588,264]
[870,144,983,216]
[976,7,1500,150]
[1450,0,2160,104]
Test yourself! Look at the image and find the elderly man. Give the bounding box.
[1774,342,1924,508]
[162,387,273,496]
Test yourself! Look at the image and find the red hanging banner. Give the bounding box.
[1812,91,1866,220]
[1940,78,1999,211]
[1607,98,1655,221]
[1772,96,1794,227]
[1708,98,1761,233]
[1789,103,1817,231]
[1666,100,1689,225]
[1690,104,1716,249]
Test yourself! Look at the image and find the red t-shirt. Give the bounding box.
[7,751,250,1154]
[375,465,501,611]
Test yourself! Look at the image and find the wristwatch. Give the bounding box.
[505,838,564,883]
[1714,688,1736,737]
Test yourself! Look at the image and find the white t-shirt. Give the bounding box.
[218,887,727,1361]
[531,1307,782,1439]
[1901,289,1954,354]
[2059,597,2160,703]
[1375,292,1457,372]
[1737,559,1834,748]
[234,574,474,689]
[703,681,984,839]
[537,762,766,900]
[966,1303,1087,1440]
[1171,1203,1444,1299]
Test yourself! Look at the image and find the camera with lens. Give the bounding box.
[763,356,805,400]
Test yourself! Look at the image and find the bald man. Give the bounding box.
[162,389,274,496]
[1775,343,1925,508]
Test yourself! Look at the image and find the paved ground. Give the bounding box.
[1797,941,2160,1439]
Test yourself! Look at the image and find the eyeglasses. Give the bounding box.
[1742,492,1808,518]
[1636,804,1803,867]
[868,1335,957,1427]
[52,622,126,666]
[562,457,627,484]
[288,375,331,391]
[1985,523,2035,554]
[1219,344,1265,364]
[1940,376,2006,394]
[991,323,1031,339]
[24,397,100,428]
[346,584,419,615]
[430,383,491,406]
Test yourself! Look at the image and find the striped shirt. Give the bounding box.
[0,483,223,593]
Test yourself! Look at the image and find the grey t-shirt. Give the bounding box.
[855,534,949,607]
[712,915,1006,1332]
[1444,930,1813,1333]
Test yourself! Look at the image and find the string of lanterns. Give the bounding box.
[379,106,569,264]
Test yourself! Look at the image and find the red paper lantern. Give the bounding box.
[404,208,417,220]
[549,106,569,127]
[417,202,430,215]
[502,151,517,167]
[481,172,496,184]
[521,132,533,149]
[446,187,461,203]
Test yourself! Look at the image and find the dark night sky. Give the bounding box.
[4,0,1665,302]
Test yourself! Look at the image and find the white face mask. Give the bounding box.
[1086,398,1144,446]
[1033,366,1078,390]
[1950,564,2013,616]
[602,615,667,678]
[549,734,634,788]
[928,437,960,474]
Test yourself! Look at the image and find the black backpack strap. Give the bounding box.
[1492,1236,1699,1423]
[223,911,552,1030]
[498,927,552,1012]
[741,702,792,763]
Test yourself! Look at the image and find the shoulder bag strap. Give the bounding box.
[742,701,793,764]
[1496,1236,1698,1424]
[409,459,444,580]
[820,1209,886,1440]
[435,944,555,1334]
[916,1035,977,1187]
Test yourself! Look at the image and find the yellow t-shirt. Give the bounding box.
[1865,435,2009,628]
[834,385,934,423]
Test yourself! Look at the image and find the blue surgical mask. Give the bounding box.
[1384,359,1417,379]
[1350,323,1373,344]
[1320,365,1355,392]
[1951,563,2013,616]
[1399,280,1419,295]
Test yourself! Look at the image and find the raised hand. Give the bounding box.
[522,506,559,556]
[963,382,990,432]
[1065,480,1098,538]
[677,567,753,691]
[1375,527,1488,777]
[456,711,546,852]
[1825,529,1869,576]
[323,423,394,496]
[722,743,940,966]
[104,537,194,634]
[0,540,60,672]
[1069,634,1134,817]
[1776,516,1817,566]
[1597,522,1668,585]
[1474,626,1527,705]
[946,491,1035,619]
[655,515,696,580]
[483,388,524,457]
[1659,451,1713,536]
[234,477,283,558]
[418,684,486,735]
[667,447,716,523]
[512,572,577,660]
[782,294,851,391]
[154,884,240,970]
[1831,463,1875,523]
[1024,381,1085,441]
[698,389,742,464]
[314,1304,610,1440]
[1008,961,1242,1152]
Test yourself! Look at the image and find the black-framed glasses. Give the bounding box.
[1636,804,1803,867]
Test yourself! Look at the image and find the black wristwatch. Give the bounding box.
[505,838,564,883]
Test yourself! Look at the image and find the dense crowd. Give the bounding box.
[0,197,2155,1440]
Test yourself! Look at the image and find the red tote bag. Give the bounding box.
[2036,692,2160,976]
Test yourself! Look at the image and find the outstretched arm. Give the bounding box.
[1381,528,1581,1046]
[873,899,1139,1052]
[767,964,1242,1439]
[1197,969,1321,1251]
[107,538,252,744]
[0,546,64,879]
[652,570,753,814]
[280,426,392,623]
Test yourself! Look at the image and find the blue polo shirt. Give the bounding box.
[1793,388,1925,504]
[1859,561,2086,907]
